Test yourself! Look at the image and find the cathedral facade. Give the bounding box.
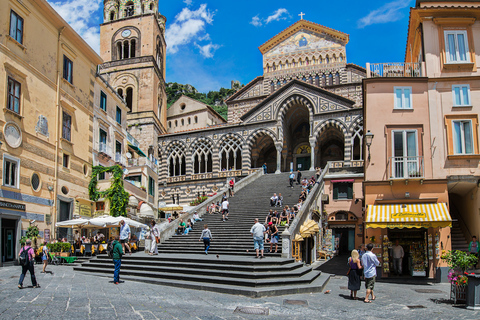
[158,20,365,205]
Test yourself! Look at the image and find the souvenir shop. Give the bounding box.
[364,202,452,279]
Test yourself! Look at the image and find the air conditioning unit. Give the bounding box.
[321,194,329,204]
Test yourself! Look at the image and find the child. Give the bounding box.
[199,224,213,255]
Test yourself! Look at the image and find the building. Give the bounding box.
[0,0,101,265]
[362,0,480,280]
[158,20,366,205]
[167,95,227,134]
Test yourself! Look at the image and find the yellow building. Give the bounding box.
[0,0,102,265]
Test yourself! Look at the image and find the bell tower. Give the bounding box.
[99,0,167,160]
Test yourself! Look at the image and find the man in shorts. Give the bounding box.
[362,243,380,303]
[250,218,266,259]
[119,220,131,255]
[222,198,229,222]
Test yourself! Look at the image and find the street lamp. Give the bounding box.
[365,130,374,161]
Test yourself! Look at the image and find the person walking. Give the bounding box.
[199,224,213,255]
[268,222,279,253]
[392,240,404,276]
[250,218,266,259]
[362,243,380,303]
[289,171,295,188]
[222,197,229,222]
[347,249,363,300]
[149,220,159,255]
[262,163,267,174]
[18,239,39,289]
[228,178,235,197]
[119,220,132,255]
[296,170,302,185]
[112,235,124,285]
[41,241,49,273]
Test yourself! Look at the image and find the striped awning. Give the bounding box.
[365,203,451,229]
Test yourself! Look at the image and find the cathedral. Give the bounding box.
[98,1,365,206]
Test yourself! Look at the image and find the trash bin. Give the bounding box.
[144,239,151,253]
[467,274,480,310]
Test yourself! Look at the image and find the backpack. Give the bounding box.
[107,241,114,258]
[19,246,30,266]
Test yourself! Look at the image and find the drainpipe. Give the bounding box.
[53,27,65,240]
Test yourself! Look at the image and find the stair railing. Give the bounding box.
[156,169,264,243]
[450,202,472,246]
[281,162,330,258]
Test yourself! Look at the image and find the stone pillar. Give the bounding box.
[275,143,282,174]
[281,229,291,259]
[309,138,316,171]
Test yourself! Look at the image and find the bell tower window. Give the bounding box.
[125,2,134,17]
[110,11,115,21]
[126,87,133,112]
[150,3,154,10]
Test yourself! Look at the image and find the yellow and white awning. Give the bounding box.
[365,203,451,229]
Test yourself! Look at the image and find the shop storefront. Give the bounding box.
[365,202,451,279]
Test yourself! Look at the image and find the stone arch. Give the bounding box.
[166,140,187,177]
[217,133,244,171]
[189,138,214,174]
[275,94,315,124]
[111,26,141,60]
[313,119,348,167]
[245,129,278,172]
[112,73,138,112]
[349,117,364,160]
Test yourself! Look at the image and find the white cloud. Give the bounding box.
[195,43,220,58]
[184,0,193,6]
[250,15,262,27]
[47,0,101,53]
[166,4,219,57]
[358,0,412,28]
[265,8,289,24]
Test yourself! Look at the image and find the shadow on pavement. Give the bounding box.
[317,254,349,276]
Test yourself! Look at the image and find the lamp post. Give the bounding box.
[365,130,374,161]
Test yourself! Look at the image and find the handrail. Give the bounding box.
[450,202,472,244]
[282,162,330,258]
[157,169,264,243]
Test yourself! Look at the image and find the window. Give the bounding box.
[453,120,474,155]
[7,77,21,113]
[452,85,470,106]
[445,30,469,63]
[181,119,184,126]
[62,154,69,168]
[115,140,122,155]
[63,55,73,84]
[3,155,19,188]
[332,183,353,200]
[188,118,191,125]
[98,165,105,180]
[116,106,122,124]
[96,202,105,211]
[62,111,71,141]
[100,91,107,111]
[392,130,419,178]
[99,129,107,153]
[394,87,412,109]
[31,173,40,191]
[125,2,135,17]
[194,116,198,124]
[9,11,23,44]
[168,121,171,128]
[125,87,133,111]
[148,176,155,196]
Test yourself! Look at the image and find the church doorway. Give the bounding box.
[250,133,276,173]
[282,101,310,172]
[316,126,344,168]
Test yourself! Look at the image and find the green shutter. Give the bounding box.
[347,183,353,199]
[333,184,338,200]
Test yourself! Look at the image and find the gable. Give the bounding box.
[168,95,207,117]
[264,29,344,59]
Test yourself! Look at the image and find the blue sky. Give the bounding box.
[47,0,415,92]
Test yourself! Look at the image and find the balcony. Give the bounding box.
[99,142,112,158]
[124,179,147,199]
[127,157,158,172]
[389,156,424,179]
[115,153,127,166]
[366,62,424,78]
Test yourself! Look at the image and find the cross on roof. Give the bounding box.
[299,12,305,20]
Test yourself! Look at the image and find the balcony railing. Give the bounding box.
[115,153,127,166]
[126,132,140,148]
[366,62,424,78]
[99,142,112,157]
[389,156,424,179]
[127,157,158,172]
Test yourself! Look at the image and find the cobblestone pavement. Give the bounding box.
[1,264,479,320]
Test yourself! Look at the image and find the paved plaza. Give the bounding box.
[1,264,479,319]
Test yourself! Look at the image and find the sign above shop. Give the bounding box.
[0,200,26,211]
[391,212,426,219]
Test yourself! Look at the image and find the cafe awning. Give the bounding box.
[128,144,147,157]
[365,203,451,229]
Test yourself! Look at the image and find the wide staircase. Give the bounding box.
[75,171,331,297]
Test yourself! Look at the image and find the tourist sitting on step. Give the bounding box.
[279,209,289,226]
[184,221,193,235]
[177,219,186,235]
[297,199,303,210]
[276,193,283,207]
[208,202,215,214]
[299,190,307,202]
[193,211,202,222]
[270,193,278,207]
[265,210,275,225]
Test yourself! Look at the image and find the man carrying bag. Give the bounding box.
[18,239,39,289]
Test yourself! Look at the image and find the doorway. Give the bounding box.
[333,228,355,255]
[2,219,17,262]
[296,156,311,171]
[57,200,72,240]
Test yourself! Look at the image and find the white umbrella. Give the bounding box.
[89,215,147,229]
[55,218,91,228]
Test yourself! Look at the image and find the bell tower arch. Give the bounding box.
[99,0,167,160]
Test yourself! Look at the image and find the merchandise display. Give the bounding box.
[410,241,427,277]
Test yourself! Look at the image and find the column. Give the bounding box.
[275,142,282,174]
[309,138,316,171]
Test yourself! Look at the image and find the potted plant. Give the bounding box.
[60,242,72,257]
[441,250,478,304]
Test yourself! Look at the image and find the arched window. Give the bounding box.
[130,39,136,58]
[156,40,163,71]
[270,81,275,93]
[125,87,133,111]
[319,56,323,64]
[292,59,296,67]
[175,120,178,127]
[220,137,242,171]
[335,72,340,85]
[328,74,333,86]
[339,54,344,62]
[110,11,115,21]
[351,122,363,160]
[125,1,135,17]
[181,119,184,126]
[302,76,306,82]
[322,74,326,86]
[326,55,330,64]
[188,117,191,125]
[305,58,309,66]
[168,143,186,177]
[117,88,123,98]
[315,75,319,86]
[168,121,171,128]
[192,139,213,174]
[309,75,313,84]
[150,3,154,10]
[194,116,198,123]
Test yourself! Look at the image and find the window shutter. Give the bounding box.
[332,184,338,200]
[347,183,353,199]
